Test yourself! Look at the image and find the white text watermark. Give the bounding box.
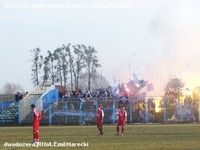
[2,2,131,9]
[4,141,89,148]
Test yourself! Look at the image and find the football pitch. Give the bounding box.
[0,124,200,150]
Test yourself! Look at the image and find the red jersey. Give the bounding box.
[117,108,127,126]
[33,108,41,121]
[96,107,104,126]
[32,108,42,130]
[32,107,41,142]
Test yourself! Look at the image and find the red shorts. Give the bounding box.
[117,120,126,126]
[33,121,39,131]
[96,119,103,126]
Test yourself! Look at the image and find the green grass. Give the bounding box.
[0,124,200,150]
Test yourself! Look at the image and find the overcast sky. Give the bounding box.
[0,0,200,94]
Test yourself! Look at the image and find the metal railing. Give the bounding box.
[0,97,198,125]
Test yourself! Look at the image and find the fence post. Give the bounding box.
[112,96,115,124]
[1,103,3,125]
[180,104,183,122]
[198,99,200,123]
[16,101,20,125]
[145,97,149,124]
[48,104,52,126]
[129,100,133,123]
[163,97,167,122]
[79,101,83,125]
[64,101,68,125]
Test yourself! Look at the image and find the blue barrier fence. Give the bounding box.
[0,101,18,124]
[48,97,154,125]
[0,96,197,125]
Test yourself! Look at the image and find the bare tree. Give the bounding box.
[30,48,43,86]
[71,44,85,90]
[64,44,74,90]
[30,43,102,91]
[46,50,57,85]
[164,78,184,103]
[54,47,68,88]
[2,82,24,94]
[42,56,50,86]
[82,45,100,90]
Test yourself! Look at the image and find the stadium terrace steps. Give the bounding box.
[0,102,18,124]
[18,86,51,124]
[19,85,59,124]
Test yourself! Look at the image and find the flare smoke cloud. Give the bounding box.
[145,0,200,95]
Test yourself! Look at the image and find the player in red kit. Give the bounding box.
[116,105,127,136]
[31,104,42,143]
[96,104,104,136]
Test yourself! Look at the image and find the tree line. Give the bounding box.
[31,43,109,91]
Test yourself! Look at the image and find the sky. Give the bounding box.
[0,0,200,95]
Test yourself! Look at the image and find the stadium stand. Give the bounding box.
[18,85,59,124]
[0,101,18,124]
